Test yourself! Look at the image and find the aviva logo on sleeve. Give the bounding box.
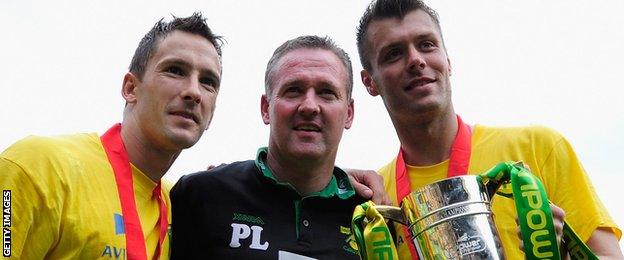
[102,213,127,259]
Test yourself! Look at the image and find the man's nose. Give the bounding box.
[182,77,202,104]
[297,91,320,117]
[407,45,426,73]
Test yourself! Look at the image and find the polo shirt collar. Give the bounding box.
[254,147,355,199]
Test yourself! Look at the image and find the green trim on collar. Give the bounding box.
[254,147,355,199]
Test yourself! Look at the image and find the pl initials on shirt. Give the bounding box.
[229,223,269,250]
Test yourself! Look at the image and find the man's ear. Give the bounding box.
[344,99,354,129]
[361,70,379,96]
[260,94,270,125]
[122,72,139,103]
[447,57,452,76]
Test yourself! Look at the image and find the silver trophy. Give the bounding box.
[376,175,505,259]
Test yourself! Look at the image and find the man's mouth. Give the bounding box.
[405,77,436,91]
[170,111,198,124]
[294,124,321,132]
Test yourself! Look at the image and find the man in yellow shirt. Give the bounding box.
[354,0,622,258]
[0,13,223,259]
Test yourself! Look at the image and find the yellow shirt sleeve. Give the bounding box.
[1,157,60,259]
[537,134,621,241]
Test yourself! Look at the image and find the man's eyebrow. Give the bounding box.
[379,42,402,53]
[415,32,440,42]
[159,57,191,67]
[378,31,440,51]
[156,58,189,71]
[159,57,221,83]
[280,78,341,91]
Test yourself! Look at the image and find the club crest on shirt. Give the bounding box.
[341,225,358,255]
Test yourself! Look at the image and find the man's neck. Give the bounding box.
[120,123,180,183]
[393,110,458,166]
[265,148,336,196]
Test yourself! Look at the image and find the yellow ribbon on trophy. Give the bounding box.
[351,201,399,260]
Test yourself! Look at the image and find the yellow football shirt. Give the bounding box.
[1,133,171,259]
[378,125,620,259]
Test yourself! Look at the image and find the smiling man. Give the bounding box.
[0,13,222,259]
[170,35,364,259]
[355,0,622,258]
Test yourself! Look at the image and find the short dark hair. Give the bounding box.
[356,0,441,71]
[264,35,353,99]
[129,12,223,80]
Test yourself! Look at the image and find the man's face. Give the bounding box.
[127,30,221,151]
[261,48,354,161]
[361,9,452,121]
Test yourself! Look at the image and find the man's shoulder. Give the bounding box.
[474,124,564,144]
[0,132,103,200]
[377,157,397,178]
[4,132,98,152]
[171,160,261,204]
[208,160,258,175]
[1,132,100,164]
[175,160,257,189]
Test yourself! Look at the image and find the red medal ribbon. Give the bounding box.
[101,123,168,260]
[395,115,472,259]
[152,182,169,260]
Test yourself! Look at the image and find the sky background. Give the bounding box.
[1,0,622,248]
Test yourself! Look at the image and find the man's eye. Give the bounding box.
[420,41,436,51]
[383,48,403,62]
[166,66,185,76]
[284,87,301,95]
[319,89,337,99]
[200,77,218,92]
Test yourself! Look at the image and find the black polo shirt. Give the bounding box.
[170,147,365,259]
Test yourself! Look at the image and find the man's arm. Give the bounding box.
[0,158,56,259]
[586,228,624,259]
[552,204,624,259]
[345,169,391,205]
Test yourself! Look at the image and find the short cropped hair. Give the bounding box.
[356,0,441,71]
[129,12,223,80]
[264,35,353,99]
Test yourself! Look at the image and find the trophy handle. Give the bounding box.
[482,161,529,199]
[374,205,408,226]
